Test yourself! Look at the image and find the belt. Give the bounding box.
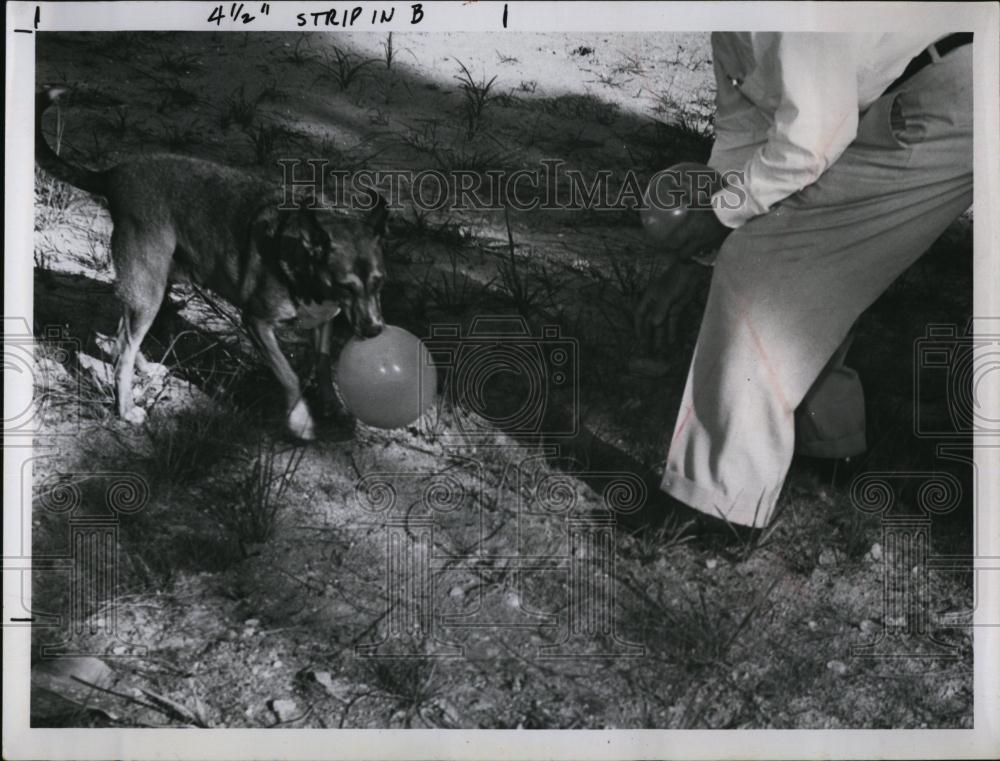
[885,32,973,93]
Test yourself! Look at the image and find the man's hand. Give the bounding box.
[663,207,732,261]
[634,258,709,354]
[642,164,733,260]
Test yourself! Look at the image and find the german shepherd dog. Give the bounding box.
[35,88,387,440]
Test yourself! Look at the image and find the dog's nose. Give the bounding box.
[362,322,384,338]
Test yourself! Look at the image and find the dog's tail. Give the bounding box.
[35,88,108,196]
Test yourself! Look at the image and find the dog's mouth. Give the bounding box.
[345,297,385,339]
[356,321,384,339]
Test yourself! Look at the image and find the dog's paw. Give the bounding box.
[122,406,148,426]
[317,386,343,420]
[287,400,316,441]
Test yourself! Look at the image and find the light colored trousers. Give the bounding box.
[662,46,973,528]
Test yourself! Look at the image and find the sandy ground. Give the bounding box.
[28,31,974,729]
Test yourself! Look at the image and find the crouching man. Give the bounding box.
[635,32,972,530]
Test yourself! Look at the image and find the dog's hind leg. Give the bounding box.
[115,303,162,425]
[246,316,315,441]
[112,222,173,425]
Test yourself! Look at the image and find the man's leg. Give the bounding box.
[795,332,867,459]
[662,46,972,528]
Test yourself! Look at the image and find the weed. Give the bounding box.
[105,106,132,136]
[496,208,547,317]
[220,84,259,130]
[381,32,395,70]
[517,80,538,94]
[543,93,619,126]
[34,167,80,231]
[159,120,201,151]
[650,88,715,141]
[397,120,442,155]
[316,45,378,91]
[614,53,647,76]
[596,72,631,89]
[210,439,304,552]
[425,249,493,312]
[244,121,291,165]
[133,403,247,493]
[157,50,202,75]
[155,79,199,113]
[496,50,519,64]
[432,142,511,174]
[619,513,696,565]
[357,649,444,727]
[256,79,288,103]
[283,35,315,66]
[454,59,499,140]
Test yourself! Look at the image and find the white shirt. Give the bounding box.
[709,32,947,228]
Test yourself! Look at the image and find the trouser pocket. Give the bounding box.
[856,91,910,150]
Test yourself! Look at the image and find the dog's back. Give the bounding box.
[36,89,280,303]
[102,155,275,289]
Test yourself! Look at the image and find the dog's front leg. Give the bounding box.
[245,316,315,441]
[312,320,338,418]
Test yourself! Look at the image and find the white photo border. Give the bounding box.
[5,2,999,759]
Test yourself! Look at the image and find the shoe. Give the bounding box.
[612,486,760,545]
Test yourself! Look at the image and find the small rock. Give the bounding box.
[826,660,848,677]
[244,618,260,627]
[859,619,878,635]
[807,620,818,631]
[268,698,298,722]
[312,671,354,702]
[869,543,883,561]
[111,645,128,655]
[449,586,465,599]
[434,698,461,724]
[705,558,718,570]
[818,548,838,567]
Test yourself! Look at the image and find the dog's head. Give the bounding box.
[257,190,389,338]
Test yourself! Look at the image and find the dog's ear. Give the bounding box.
[285,208,330,254]
[364,189,389,238]
[251,205,284,243]
[257,208,332,300]
[254,207,328,259]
